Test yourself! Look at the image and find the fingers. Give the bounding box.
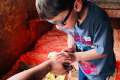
[57,52,69,57]
[56,53,74,63]
[48,51,75,75]
[48,51,75,64]
[61,48,75,53]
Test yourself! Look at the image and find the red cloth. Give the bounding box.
[1,28,67,79]
[19,28,67,66]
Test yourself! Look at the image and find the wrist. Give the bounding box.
[45,59,53,71]
[74,52,80,61]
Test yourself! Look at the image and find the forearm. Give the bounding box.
[67,34,75,49]
[7,60,52,80]
[62,34,76,53]
[74,49,106,61]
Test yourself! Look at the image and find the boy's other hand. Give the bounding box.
[58,51,76,63]
[48,51,73,75]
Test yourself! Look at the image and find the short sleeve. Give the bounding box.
[93,19,114,55]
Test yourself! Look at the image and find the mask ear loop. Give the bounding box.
[62,8,73,25]
[75,0,87,20]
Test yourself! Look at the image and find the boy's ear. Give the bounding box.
[74,0,83,12]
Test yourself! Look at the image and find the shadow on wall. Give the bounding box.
[0,0,52,77]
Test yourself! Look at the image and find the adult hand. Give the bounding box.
[48,52,73,75]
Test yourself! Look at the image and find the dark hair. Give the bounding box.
[36,0,75,19]
[36,0,87,19]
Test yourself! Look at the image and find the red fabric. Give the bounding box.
[115,61,120,80]
[19,28,67,66]
[1,28,67,79]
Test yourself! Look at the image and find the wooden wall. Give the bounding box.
[0,0,52,76]
[112,18,120,60]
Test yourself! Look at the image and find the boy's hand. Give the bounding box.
[61,47,75,53]
[48,52,73,75]
[48,51,76,63]
[48,51,67,63]
[60,47,76,63]
[58,51,76,63]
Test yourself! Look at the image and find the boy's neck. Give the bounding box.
[78,6,88,24]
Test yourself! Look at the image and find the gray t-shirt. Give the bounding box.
[56,1,116,79]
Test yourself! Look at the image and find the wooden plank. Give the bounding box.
[91,0,120,17]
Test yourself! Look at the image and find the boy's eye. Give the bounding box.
[47,9,72,26]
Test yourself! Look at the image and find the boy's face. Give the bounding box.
[47,0,83,29]
[47,9,77,29]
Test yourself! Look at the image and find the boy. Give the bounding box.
[7,0,116,80]
[36,0,116,80]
